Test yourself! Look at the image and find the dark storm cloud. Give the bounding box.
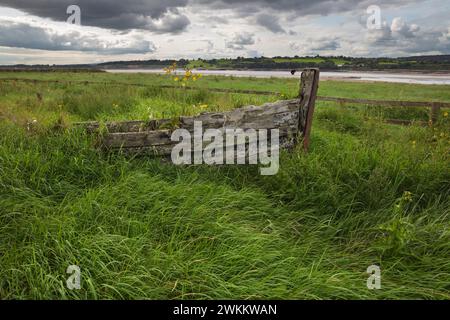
[194,0,419,16]
[0,20,155,54]
[255,13,285,33]
[0,0,422,32]
[0,0,190,32]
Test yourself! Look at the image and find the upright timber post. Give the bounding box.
[297,68,320,151]
[430,102,440,124]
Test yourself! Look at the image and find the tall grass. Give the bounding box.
[0,73,449,299]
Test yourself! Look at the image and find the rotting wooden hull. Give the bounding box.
[76,68,320,156]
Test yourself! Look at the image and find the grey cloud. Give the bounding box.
[289,36,340,54]
[194,0,423,16]
[390,17,420,38]
[147,13,190,34]
[0,20,156,54]
[226,32,255,50]
[363,16,450,55]
[385,30,448,54]
[255,13,285,33]
[78,11,189,34]
[367,18,420,46]
[0,0,425,32]
[0,0,190,32]
[310,39,340,51]
[365,21,394,45]
[0,0,446,58]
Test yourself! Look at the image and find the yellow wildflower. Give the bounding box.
[402,191,413,202]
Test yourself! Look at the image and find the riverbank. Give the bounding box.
[104,69,450,85]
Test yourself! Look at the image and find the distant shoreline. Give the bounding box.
[103,67,450,75]
[0,67,449,85]
[104,68,450,85]
[2,54,449,74]
[1,67,450,76]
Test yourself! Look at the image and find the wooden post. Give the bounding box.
[430,103,440,124]
[297,69,320,151]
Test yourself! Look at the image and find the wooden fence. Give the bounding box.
[315,96,447,124]
[1,76,449,125]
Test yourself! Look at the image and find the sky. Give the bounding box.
[0,0,449,65]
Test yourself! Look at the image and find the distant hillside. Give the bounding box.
[96,55,450,72]
[2,55,450,72]
[0,64,103,72]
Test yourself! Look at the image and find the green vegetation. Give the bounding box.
[96,54,450,71]
[0,72,449,299]
[273,57,326,64]
[4,55,450,71]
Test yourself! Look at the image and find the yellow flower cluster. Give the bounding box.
[163,62,177,75]
[164,62,202,86]
[402,191,413,202]
[175,68,202,83]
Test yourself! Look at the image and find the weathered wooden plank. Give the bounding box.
[103,126,298,149]
[179,99,300,129]
[77,119,174,133]
[77,100,301,135]
[103,130,173,148]
[118,144,282,163]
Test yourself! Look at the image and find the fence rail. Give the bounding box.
[2,77,449,124]
[315,96,449,124]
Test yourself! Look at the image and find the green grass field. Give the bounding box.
[0,72,449,299]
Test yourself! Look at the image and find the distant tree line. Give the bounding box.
[2,55,450,72]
